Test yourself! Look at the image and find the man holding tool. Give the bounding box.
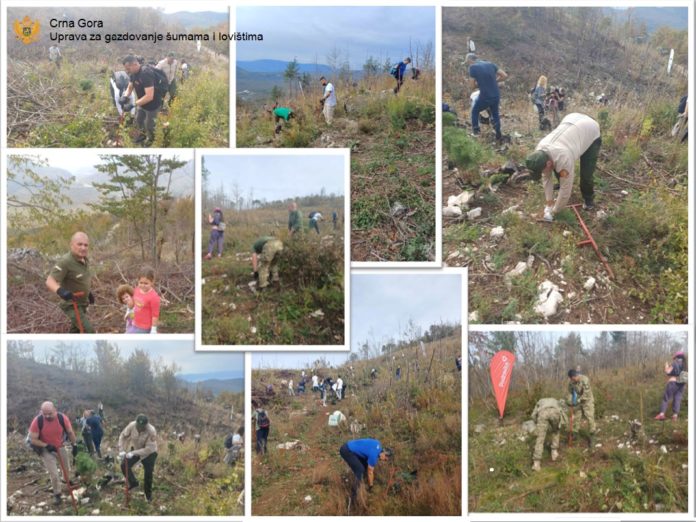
[525,113,601,222]
[27,401,79,506]
[46,232,95,333]
[567,369,597,447]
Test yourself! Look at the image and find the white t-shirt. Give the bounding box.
[312,375,319,386]
[289,380,293,388]
[156,58,178,84]
[324,83,337,107]
[337,378,343,390]
[232,433,242,446]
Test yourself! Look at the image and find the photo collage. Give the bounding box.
[0,1,692,521]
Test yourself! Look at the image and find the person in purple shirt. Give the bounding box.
[339,438,393,507]
[465,53,508,141]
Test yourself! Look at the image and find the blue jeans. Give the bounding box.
[472,96,501,139]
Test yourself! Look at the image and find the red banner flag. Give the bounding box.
[490,350,515,419]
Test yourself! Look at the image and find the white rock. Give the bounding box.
[37,502,46,507]
[80,497,90,505]
[202,278,206,285]
[584,277,596,291]
[447,250,461,260]
[595,443,602,448]
[579,471,587,479]
[526,254,535,268]
[251,327,257,334]
[568,292,577,299]
[447,190,474,208]
[660,445,668,454]
[682,464,687,469]
[490,226,505,239]
[534,280,564,318]
[467,207,482,219]
[502,204,520,215]
[596,210,607,220]
[563,230,572,237]
[505,262,528,287]
[304,495,312,503]
[617,443,625,449]
[621,190,629,196]
[469,311,479,322]
[443,205,463,218]
[91,509,100,515]
[489,467,495,472]
[309,309,325,318]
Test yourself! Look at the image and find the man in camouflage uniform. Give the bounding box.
[45,231,95,333]
[252,236,284,290]
[531,397,568,471]
[567,369,596,445]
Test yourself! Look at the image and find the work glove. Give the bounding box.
[56,287,74,301]
[122,101,134,112]
[88,292,95,305]
[119,95,130,106]
[118,451,126,460]
[45,444,57,453]
[126,452,133,459]
[72,445,78,456]
[150,326,157,334]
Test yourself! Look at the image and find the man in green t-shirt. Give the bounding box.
[288,202,302,235]
[45,231,95,333]
[268,103,295,134]
[252,236,284,289]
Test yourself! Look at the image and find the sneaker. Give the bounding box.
[54,494,62,506]
[654,412,666,421]
[470,131,480,138]
[204,253,212,260]
[582,200,595,211]
[532,460,541,471]
[672,414,678,421]
[543,208,554,222]
[551,450,559,462]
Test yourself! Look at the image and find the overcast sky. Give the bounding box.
[203,154,345,201]
[236,6,435,68]
[13,152,193,177]
[252,272,463,369]
[28,340,243,377]
[161,5,228,14]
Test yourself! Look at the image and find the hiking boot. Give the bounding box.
[54,494,62,506]
[551,450,559,462]
[128,479,140,489]
[532,460,541,471]
[582,199,595,211]
[654,412,666,421]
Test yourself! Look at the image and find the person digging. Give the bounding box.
[118,414,158,503]
[339,438,393,511]
[251,236,283,292]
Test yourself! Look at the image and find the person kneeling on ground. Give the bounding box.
[339,438,392,508]
[525,113,601,222]
[118,414,158,502]
[252,236,283,291]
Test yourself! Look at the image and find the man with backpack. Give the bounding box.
[27,401,78,506]
[121,54,166,145]
[118,414,158,502]
[339,438,393,508]
[392,57,411,94]
[253,402,270,455]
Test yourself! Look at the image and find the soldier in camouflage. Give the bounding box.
[531,397,568,471]
[567,369,596,445]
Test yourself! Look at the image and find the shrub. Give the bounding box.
[442,111,457,127]
[443,126,490,171]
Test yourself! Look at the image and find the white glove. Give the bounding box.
[150,326,157,334]
[126,452,133,459]
[543,207,553,222]
[119,451,126,459]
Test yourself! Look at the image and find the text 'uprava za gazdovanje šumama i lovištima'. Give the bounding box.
[48,18,262,44]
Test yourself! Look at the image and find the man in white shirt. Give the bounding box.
[336,376,344,400]
[525,113,602,221]
[320,76,337,125]
[311,374,320,392]
[156,52,178,106]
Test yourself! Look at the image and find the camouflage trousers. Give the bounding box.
[573,401,596,434]
[533,408,561,461]
[258,240,283,288]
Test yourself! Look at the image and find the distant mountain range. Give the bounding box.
[8,159,194,209]
[163,10,229,30]
[178,373,244,395]
[606,7,687,33]
[237,59,333,74]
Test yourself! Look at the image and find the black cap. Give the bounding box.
[568,369,578,378]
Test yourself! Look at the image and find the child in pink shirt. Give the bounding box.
[132,267,161,334]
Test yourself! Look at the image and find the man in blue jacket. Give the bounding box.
[465,53,508,141]
[339,438,393,507]
[393,57,411,94]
